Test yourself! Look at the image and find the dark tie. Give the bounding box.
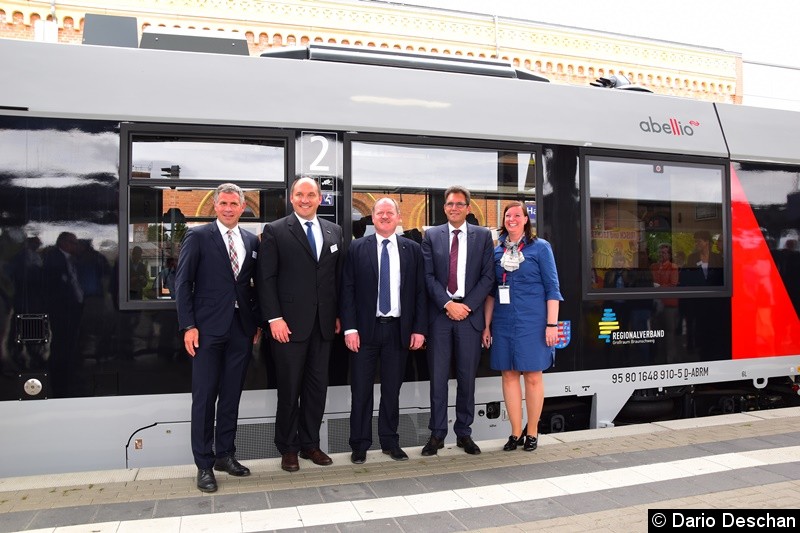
[227,229,239,278]
[379,239,391,314]
[447,229,460,295]
[305,221,317,260]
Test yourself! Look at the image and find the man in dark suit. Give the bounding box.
[258,177,344,472]
[340,198,427,464]
[421,186,494,456]
[176,183,261,493]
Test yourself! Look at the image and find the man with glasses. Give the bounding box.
[421,186,495,456]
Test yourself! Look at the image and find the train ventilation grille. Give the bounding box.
[15,314,50,344]
[327,412,432,453]
[233,422,280,460]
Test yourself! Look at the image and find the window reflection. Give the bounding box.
[126,134,287,305]
[132,140,284,182]
[351,141,536,241]
[587,157,725,293]
[127,187,283,301]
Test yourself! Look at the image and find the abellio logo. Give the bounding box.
[639,116,700,136]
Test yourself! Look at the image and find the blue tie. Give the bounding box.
[379,239,391,314]
[305,221,317,260]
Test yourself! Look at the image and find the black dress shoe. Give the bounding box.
[351,450,367,464]
[503,435,524,451]
[196,468,218,493]
[421,435,444,456]
[281,452,299,472]
[214,455,250,477]
[299,448,333,466]
[523,435,538,452]
[382,447,409,461]
[456,436,481,455]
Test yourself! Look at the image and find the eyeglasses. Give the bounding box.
[445,202,468,209]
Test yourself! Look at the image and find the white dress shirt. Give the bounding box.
[447,222,467,299]
[216,220,245,278]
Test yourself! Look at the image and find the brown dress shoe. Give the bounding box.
[281,452,299,472]
[299,448,333,466]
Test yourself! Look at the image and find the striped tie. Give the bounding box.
[227,229,239,278]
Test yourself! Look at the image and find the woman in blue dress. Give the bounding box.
[482,202,562,451]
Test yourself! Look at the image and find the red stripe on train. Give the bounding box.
[731,165,800,358]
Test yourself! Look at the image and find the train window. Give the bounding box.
[120,125,289,309]
[585,156,728,297]
[351,140,537,241]
[130,139,283,181]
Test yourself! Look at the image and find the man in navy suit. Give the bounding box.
[176,183,261,493]
[258,177,344,472]
[421,186,494,456]
[340,198,427,464]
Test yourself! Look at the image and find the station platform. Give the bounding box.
[1,407,799,533]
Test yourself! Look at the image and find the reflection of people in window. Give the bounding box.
[43,232,84,396]
[681,230,723,287]
[129,245,149,300]
[603,252,628,289]
[158,257,177,299]
[651,243,679,362]
[679,230,725,358]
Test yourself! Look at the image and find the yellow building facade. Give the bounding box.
[1,0,741,103]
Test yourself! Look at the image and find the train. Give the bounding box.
[1,30,799,477]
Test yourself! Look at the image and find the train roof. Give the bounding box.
[2,38,799,164]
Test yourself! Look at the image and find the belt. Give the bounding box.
[450,297,464,303]
[376,316,399,323]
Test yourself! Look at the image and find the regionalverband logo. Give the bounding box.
[598,308,619,343]
[598,307,665,345]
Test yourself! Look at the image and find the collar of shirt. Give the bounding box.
[376,232,398,250]
[216,219,239,239]
[293,212,319,228]
[447,222,467,235]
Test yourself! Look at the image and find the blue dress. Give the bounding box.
[489,237,563,372]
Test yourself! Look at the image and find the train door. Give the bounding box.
[337,133,541,447]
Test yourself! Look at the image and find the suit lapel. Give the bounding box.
[397,237,409,292]
[366,234,379,279]
[318,219,336,261]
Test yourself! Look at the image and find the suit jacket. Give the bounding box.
[175,222,260,337]
[258,214,343,342]
[340,234,427,346]
[421,222,495,331]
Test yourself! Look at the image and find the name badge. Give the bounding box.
[330,244,338,253]
[251,250,257,259]
[498,285,510,304]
